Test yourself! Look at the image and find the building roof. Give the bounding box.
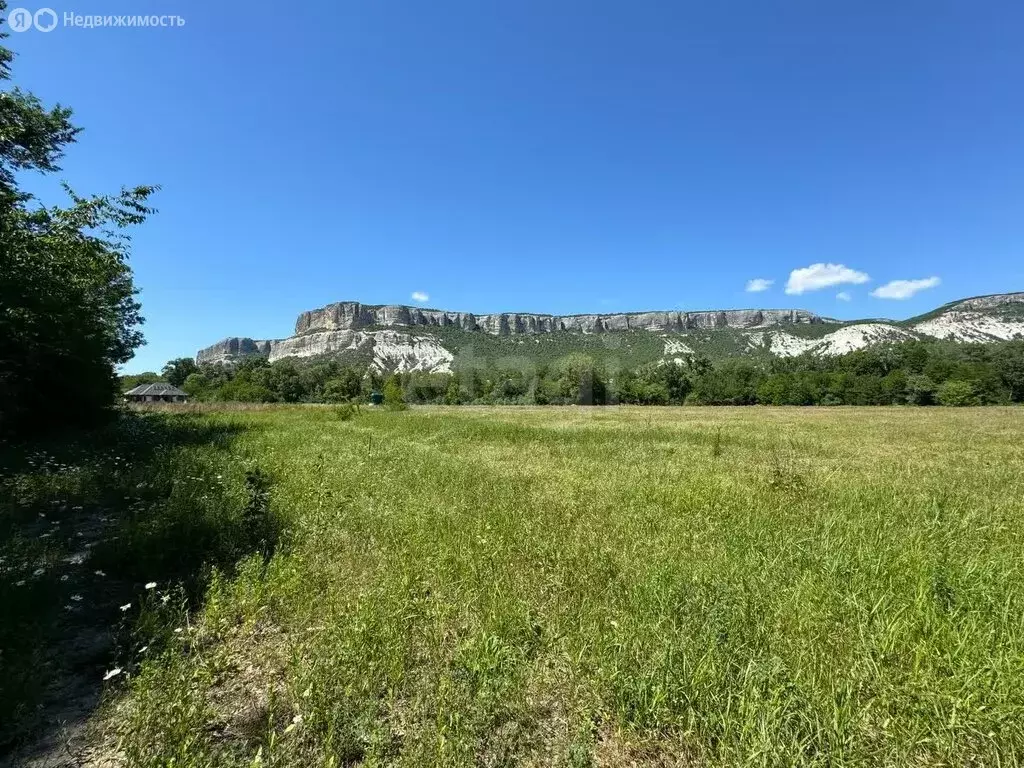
[124,383,189,397]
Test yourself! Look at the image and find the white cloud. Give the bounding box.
[836,291,852,301]
[410,291,429,303]
[745,278,774,293]
[785,263,870,295]
[870,277,940,300]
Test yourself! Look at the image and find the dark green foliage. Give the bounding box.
[688,360,760,405]
[429,326,667,372]
[0,12,154,434]
[904,375,938,405]
[553,354,607,405]
[321,367,364,403]
[167,336,1024,409]
[120,372,164,391]
[160,358,198,387]
[994,342,1024,401]
[444,379,462,405]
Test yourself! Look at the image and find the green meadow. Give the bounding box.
[3,405,1024,766]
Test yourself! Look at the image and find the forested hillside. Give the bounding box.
[139,338,1024,407]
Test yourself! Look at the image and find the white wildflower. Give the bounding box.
[120,603,131,612]
[102,668,122,681]
[94,570,106,577]
[70,594,83,601]
[145,581,157,590]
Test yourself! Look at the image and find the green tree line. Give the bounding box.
[133,339,1024,407]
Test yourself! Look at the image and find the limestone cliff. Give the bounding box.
[197,301,831,365]
[293,302,828,336]
[195,337,273,364]
[195,293,1024,368]
[946,292,1024,312]
[196,329,453,370]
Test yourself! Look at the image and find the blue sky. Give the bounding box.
[8,0,1024,372]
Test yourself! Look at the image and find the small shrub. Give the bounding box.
[336,402,360,421]
[937,379,980,407]
[382,379,407,411]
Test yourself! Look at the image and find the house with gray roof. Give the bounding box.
[124,383,189,403]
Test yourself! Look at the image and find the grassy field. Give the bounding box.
[3,406,1024,766]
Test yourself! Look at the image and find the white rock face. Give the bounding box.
[263,330,453,373]
[914,312,1024,342]
[198,330,455,372]
[812,324,917,355]
[663,338,694,358]
[950,292,1024,312]
[749,323,916,358]
[749,331,817,357]
[366,332,454,373]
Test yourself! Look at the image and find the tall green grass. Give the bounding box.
[0,413,277,758]
[6,406,1024,766]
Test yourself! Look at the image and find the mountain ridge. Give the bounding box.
[196,292,1024,371]
[292,301,829,336]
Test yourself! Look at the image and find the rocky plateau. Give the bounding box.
[197,293,1024,372]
